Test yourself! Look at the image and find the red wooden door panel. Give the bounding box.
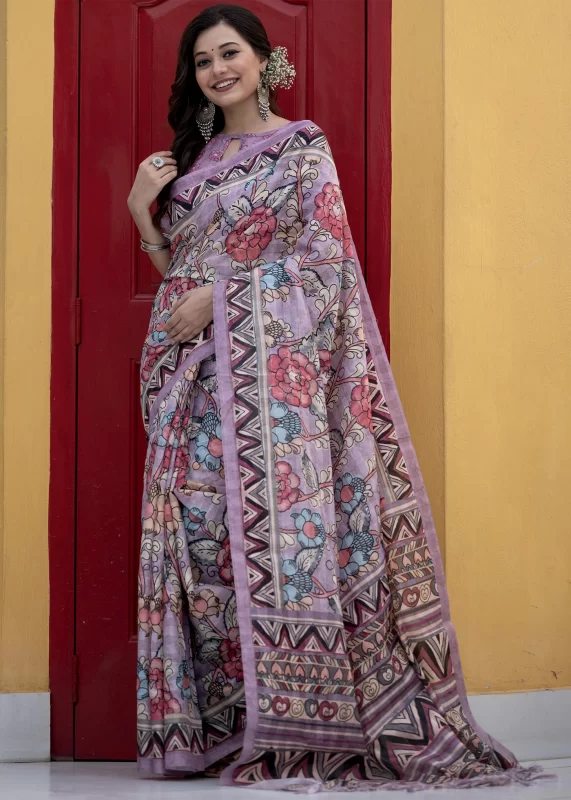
[76,0,365,759]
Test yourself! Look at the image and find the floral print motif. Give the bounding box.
[293,508,326,549]
[225,205,277,263]
[314,181,354,258]
[335,472,366,515]
[193,410,224,472]
[188,589,224,619]
[350,375,373,432]
[268,346,319,408]
[275,460,301,511]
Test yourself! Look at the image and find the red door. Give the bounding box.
[76,0,367,759]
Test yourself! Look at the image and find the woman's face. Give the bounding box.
[193,22,267,109]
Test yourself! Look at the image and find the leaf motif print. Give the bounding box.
[198,639,222,663]
[266,183,297,213]
[188,538,222,566]
[224,594,238,632]
[348,500,371,534]
[295,546,323,575]
[302,450,319,491]
[300,267,326,297]
[226,196,253,224]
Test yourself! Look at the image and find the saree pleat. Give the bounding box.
[136,120,554,791]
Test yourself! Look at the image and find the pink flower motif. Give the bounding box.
[350,376,373,431]
[216,536,234,584]
[314,182,354,257]
[225,205,277,263]
[140,345,162,383]
[219,627,243,681]
[268,346,319,408]
[275,461,301,511]
[148,657,181,719]
[318,348,332,375]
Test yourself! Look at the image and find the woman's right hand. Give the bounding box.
[127,151,178,214]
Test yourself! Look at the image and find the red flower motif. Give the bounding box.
[268,346,319,408]
[314,182,354,257]
[219,627,243,681]
[141,345,162,383]
[275,461,301,512]
[225,205,277,263]
[350,376,373,431]
[318,348,332,375]
[216,536,234,584]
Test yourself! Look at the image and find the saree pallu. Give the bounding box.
[136,120,549,792]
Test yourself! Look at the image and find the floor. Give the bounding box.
[0,760,568,800]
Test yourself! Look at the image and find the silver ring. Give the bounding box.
[151,156,165,169]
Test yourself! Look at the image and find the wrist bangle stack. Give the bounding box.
[140,237,170,252]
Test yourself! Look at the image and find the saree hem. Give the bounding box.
[229,763,557,793]
[136,728,245,777]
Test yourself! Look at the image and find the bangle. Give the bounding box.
[140,237,170,252]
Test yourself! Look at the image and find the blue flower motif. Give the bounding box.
[259,260,291,292]
[151,327,168,344]
[157,411,176,447]
[283,581,303,604]
[334,473,366,514]
[270,400,301,445]
[137,662,149,701]
[281,557,315,604]
[337,521,375,583]
[194,411,223,471]
[292,508,326,549]
[182,505,206,533]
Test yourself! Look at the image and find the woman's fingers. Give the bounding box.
[166,318,184,336]
[173,327,194,343]
[171,293,191,312]
[159,168,178,187]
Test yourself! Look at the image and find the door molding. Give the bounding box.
[50,0,80,759]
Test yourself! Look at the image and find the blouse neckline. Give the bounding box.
[212,122,293,140]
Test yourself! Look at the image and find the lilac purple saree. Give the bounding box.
[136,120,549,791]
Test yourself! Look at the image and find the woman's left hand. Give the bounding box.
[165,285,214,343]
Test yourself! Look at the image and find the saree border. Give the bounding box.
[212,279,260,775]
[169,118,313,200]
[352,251,517,767]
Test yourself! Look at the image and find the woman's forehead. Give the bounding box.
[193,23,246,55]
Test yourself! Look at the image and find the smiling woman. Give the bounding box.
[128,2,553,795]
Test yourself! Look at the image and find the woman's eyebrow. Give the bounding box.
[194,42,240,57]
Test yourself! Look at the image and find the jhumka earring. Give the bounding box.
[257,45,296,121]
[257,79,271,121]
[196,96,216,142]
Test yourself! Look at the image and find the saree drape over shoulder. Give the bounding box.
[136,120,548,792]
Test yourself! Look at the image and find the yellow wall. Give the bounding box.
[1,0,569,698]
[0,0,54,693]
[392,0,571,692]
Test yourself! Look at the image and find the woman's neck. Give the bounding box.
[220,101,284,136]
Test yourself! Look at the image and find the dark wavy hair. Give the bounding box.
[152,3,283,228]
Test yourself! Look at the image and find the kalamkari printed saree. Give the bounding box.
[136,119,551,792]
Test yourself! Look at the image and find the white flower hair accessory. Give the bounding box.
[261,45,296,90]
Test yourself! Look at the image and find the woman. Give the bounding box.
[128,4,550,793]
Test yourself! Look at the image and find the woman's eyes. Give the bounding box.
[196,50,238,68]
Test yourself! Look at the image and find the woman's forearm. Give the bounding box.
[129,204,171,278]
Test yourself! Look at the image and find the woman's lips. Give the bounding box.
[213,78,239,93]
